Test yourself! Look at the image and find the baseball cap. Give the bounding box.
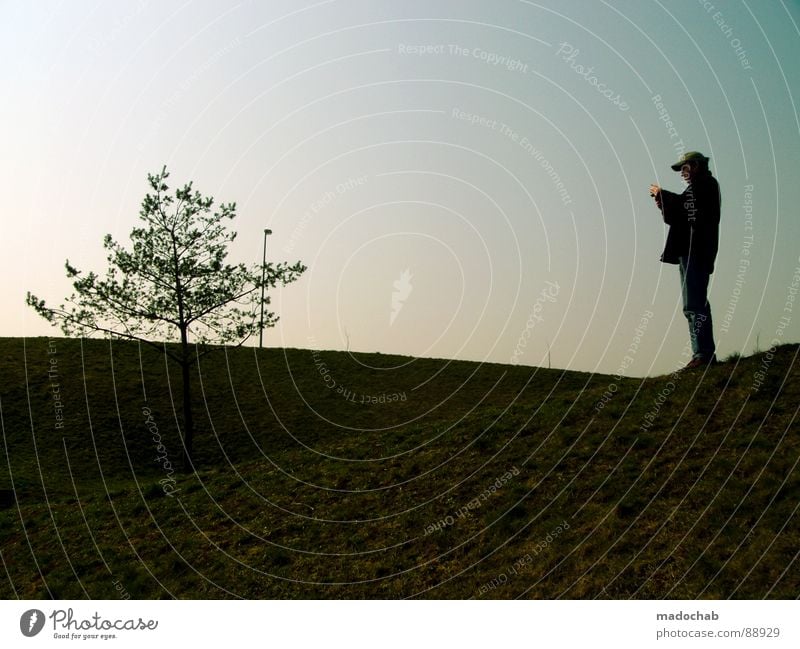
[671,151,709,171]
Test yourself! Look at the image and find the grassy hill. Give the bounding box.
[0,336,797,599]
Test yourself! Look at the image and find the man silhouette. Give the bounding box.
[650,151,721,369]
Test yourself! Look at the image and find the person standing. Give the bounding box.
[650,151,721,369]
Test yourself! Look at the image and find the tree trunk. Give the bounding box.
[179,329,194,472]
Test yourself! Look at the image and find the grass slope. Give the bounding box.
[0,337,798,599]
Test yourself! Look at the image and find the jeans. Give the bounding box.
[679,256,715,360]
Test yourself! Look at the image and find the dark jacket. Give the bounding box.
[656,172,721,274]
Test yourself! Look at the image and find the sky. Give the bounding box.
[2,0,799,377]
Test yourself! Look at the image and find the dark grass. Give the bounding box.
[0,337,798,599]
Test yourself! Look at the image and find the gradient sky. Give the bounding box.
[2,0,799,376]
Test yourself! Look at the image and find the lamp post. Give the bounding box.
[259,228,272,348]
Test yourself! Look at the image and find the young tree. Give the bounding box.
[27,166,306,470]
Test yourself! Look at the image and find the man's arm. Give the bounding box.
[651,186,687,225]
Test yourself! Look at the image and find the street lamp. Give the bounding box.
[259,228,272,348]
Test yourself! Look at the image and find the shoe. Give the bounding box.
[683,355,717,370]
